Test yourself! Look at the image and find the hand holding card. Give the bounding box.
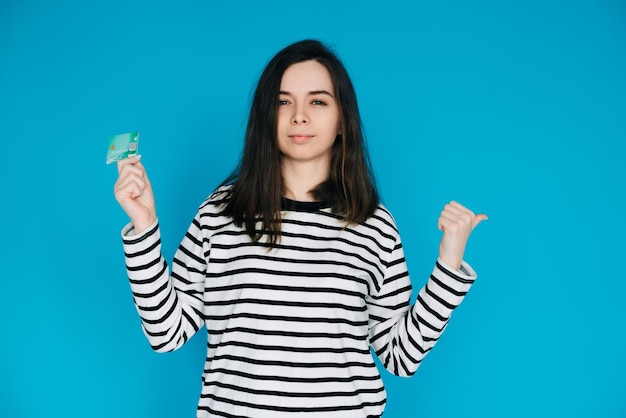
[114,155,157,234]
[110,132,156,234]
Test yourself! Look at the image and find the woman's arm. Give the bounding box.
[115,156,206,352]
[122,217,207,352]
[367,201,485,376]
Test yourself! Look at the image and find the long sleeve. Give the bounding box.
[367,234,477,377]
[122,214,207,352]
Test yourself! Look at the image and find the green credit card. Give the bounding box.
[106,132,139,164]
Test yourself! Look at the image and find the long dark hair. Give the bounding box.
[221,39,379,243]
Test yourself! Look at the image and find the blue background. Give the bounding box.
[1,0,625,417]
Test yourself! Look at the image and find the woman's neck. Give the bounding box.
[281,159,329,202]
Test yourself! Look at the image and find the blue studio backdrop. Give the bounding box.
[1,1,625,417]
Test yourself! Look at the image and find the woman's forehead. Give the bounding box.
[280,60,334,92]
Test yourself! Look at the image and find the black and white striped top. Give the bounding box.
[122,187,477,417]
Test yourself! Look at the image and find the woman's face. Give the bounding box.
[276,60,341,170]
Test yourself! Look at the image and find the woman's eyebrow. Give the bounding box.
[279,90,335,98]
[309,90,334,97]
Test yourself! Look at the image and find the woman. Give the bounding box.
[114,39,486,417]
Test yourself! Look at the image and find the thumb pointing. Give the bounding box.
[472,214,488,230]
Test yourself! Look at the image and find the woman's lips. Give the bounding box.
[288,134,314,143]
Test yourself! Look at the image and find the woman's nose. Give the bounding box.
[292,105,308,124]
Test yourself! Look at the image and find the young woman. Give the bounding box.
[114,39,486,418]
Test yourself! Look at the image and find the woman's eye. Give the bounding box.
[312,99,326,106]
[278,99,289,106]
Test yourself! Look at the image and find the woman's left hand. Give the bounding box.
[437,201,487,271]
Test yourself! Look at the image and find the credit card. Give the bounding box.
[106,132,139,164]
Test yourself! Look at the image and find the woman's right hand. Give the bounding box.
[114,155,157,234]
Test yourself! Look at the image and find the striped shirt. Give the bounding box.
[122,187,477,417]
